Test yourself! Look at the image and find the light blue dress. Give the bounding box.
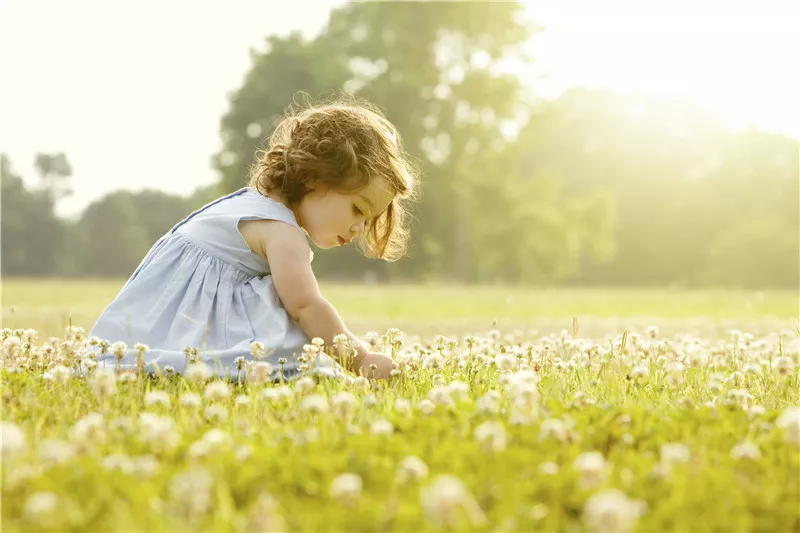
[89,187,349,381]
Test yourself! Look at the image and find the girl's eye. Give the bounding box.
[352,204,363,216]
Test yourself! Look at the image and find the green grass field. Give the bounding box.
[2,278,797,339]
[2,279,799,531]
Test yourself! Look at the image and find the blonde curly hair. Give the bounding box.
[249,97,418,261]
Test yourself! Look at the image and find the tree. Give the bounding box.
[34,152,73,204]
[1,154,67,276]
[514,88,798,288]
[75,194,150,277]
[215,2,613,282]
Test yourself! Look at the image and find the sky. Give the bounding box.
[1,0,797,218]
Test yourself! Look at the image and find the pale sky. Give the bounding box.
[1,0,797,218]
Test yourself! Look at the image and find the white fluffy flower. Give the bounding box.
[446,380,470,401]
[261,385,293,402]
[38,439,75,465]
[185,361,211,383]
[495,352,516,372]
[138,412,179,453]
[88,368,117,399]
[660,443,691,466]
[370,419,394,437]
[539,418,569,443]
[204,404,229,423]
[133,454,160,478]
[583,489,645,533]
[69,413,106,448]
[396,455,429,484]
[428,385,453,407]
[1,421,26,458]
[246,361,273,383]
[474,421,507,453]
[574,451,607,489]
[101,453,135,474]
[421,475,486,528]
[776,406,800,446]
[394,398,411,413]
[144,390,171,408]
[330,473,362,507]
[418,399,435,415]
[204,381,230,402]
[503,370,539,405]
[299,394,329,415]
[179,392,202,409]
[476,394,501,416]
[189,429,231,460]
[234,395,251,408]
[170,466,214,518]
[45,364,73,385]
[295,376,316,394]
[730,441,761,461]
[22,491,61,528]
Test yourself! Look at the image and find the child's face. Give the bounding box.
[296,177,394,249]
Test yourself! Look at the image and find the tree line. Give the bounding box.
[2,2,796,288]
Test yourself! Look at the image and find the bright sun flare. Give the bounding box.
[523,0,799,137]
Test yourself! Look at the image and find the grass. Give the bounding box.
[1,279,799,531]
[1,325,798,532]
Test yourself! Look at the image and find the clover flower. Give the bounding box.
[396,455,429,484]
[179,392,202,409]
[370,419,394,437]
[89,368,117,399]
[330,473,362,507]
[474,421,507,453]
[299,394,329,415]
[144,390,171,408]
[421,475,486,528]
[1,422,26,458]
[574,451,607,489]
[204,381,231,402]
[583,489,646,533]
[22,492,61,528]
[776,406,800,446]
[731,441,761,461]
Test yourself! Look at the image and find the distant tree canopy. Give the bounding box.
[2,2,797,288]
[1,155,65,276]
[215,1,615,283]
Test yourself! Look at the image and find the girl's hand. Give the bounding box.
[354,352,397,380]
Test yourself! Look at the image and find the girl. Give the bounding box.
[89,99,417,381]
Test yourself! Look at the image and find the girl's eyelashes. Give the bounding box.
[352,204,363,217]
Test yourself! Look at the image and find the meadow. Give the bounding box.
[1,279,798,531]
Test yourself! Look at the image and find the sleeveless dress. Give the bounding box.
[89,187,350,381]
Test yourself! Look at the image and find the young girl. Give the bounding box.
[89,99,417,381]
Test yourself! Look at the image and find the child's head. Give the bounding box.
[250,97,418,261]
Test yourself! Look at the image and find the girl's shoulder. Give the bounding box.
[198,187,298,225]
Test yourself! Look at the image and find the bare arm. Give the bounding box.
[243,219,368,370]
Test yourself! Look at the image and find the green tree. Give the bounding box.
[75,194,150,277]
[34,152,73,204]
[1,154,66,276]
[215,1,612,282]
[515,87,798,288]
[101,190,192,246]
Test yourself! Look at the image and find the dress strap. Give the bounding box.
[168,187,249,235]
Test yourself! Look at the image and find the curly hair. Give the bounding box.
[249,96,419,261]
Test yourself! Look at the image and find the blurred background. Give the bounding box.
[1,0,798,290]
